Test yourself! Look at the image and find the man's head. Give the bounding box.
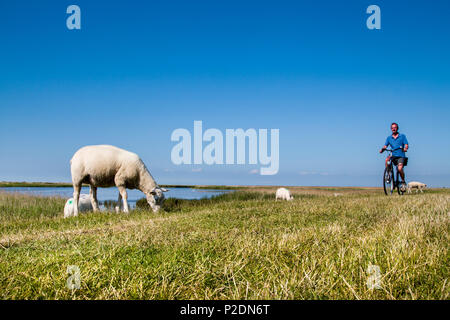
[391,122,399,134]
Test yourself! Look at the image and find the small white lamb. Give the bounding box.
[64,194,93,218]
[407,181,427,193]
[276,187,294,201]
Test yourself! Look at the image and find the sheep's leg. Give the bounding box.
[118,186,129,213]
[90,186,100,212]
[73,183,81,217]
[420,187,424,193]
[115,192,122,213]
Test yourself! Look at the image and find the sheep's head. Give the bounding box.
[146,187,169,212]
[289,195,294,201]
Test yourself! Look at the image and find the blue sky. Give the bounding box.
[0,0,449,187]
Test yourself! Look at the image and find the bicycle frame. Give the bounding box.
[383,148,405,195]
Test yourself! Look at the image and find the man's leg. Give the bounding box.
[398,163,405,182]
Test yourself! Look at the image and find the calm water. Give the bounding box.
[0,187,231,209]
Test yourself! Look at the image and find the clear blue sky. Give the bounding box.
[1,0,449,187]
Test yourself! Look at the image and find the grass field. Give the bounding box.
[0,187,448,300]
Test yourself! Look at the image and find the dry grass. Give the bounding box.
[0,188,448,299]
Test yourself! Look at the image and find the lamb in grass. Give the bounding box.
[68,145,168,217]
[276,187,294,201]
[407,181,427,193]
[64,194,92,218]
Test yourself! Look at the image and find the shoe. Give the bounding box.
[400,182,407,192]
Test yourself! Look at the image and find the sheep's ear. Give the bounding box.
[160,187,169,192]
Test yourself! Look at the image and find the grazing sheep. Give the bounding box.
[407,181,427,193]
[334,193,343,197]
[70,145,168,217]
[276,187,294,201]
[64,194,93,218]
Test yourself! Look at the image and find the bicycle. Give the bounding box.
[381,148,408,195]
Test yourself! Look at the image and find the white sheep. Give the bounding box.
[64,194,93,218]
[276,187,294,201]
[407,181,427,193]
[69,145,168,217]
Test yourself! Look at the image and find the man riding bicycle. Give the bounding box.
[379,122,409,187]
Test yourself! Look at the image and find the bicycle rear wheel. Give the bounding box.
[383,167,394,195]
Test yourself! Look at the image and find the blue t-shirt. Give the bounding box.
[385,134,409,157]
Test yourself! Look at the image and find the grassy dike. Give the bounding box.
[0,188,448,299]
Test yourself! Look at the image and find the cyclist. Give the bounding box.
[379,122,409,187]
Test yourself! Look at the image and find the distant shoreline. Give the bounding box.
[0,181,383,190]
[0,181,240,190]
[1,181,446,191]
[0,181,74,188]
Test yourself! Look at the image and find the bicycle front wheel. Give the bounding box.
[383,167,394,195]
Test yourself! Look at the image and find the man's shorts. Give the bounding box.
[392,157,408,166]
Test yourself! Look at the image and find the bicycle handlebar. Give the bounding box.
[382,147,405,153]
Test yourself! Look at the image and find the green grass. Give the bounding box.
[0,188,448,299]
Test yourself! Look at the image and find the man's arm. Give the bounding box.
[403,135,409,152]
[380,137,389,153]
